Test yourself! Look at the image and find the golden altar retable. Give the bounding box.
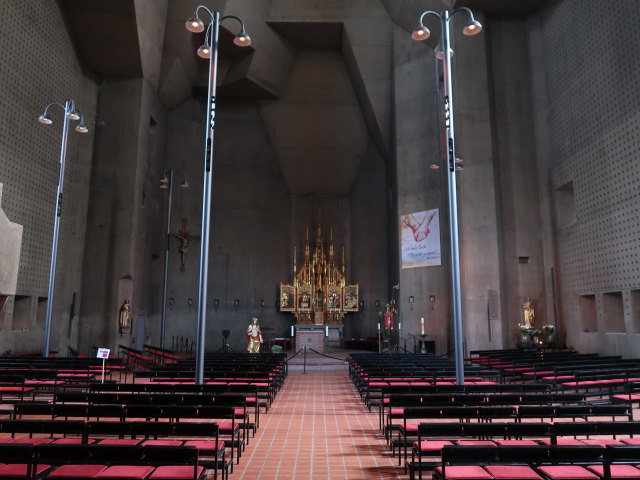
[280,223,358,325]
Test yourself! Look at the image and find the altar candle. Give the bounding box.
[291,326,294,337]
[377,323,381,331]
[325,326,328,337]
[399,322,402,330]
[420,317,425,335]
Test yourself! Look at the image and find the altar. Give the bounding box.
[295,325,343,352]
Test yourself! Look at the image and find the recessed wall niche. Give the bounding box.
[36,297,48,329]
[632,290,640,333]
[11,295,32,331]
[555,181,576,228]
[578,294,597,332]
[602,291,625,333]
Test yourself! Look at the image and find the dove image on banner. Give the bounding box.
[400,209,441,268]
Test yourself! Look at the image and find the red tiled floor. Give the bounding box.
[233,370,403,479]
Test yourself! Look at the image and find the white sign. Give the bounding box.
[96,348,110,359]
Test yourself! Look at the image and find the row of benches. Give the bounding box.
[407,420,640,479]
[0,420,228,480]
[0,443,210,480]
[434,445,640,480]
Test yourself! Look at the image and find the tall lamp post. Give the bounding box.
[159,169,189,354]
[411,8,483,385]
[37,100,89,357]
[185,6,252,384]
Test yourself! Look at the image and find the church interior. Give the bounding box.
[0,0,639,479]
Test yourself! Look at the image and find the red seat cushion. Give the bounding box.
[97,439,142,446]
[435,466,493,479]
[149,466,204,480]
[96,466,154,479]
[537,466,599,479]
[581,439,625,446]
[414,440,454,452]
[621,438,640,445]
[0,463,50,476]
[52,438,97,445]
[245,397,257,402]
[455,441,496,446]
[403,423,418,432]
[218,422,235,431]
[184,440,225,452]
[141,440,182,446]
[495,440,539,446]
[612,395,640,401]
[390,408,404,415]
[233,408,246,416]
[485,465,542,479]
[539,439,585,446]
[48,465,108,478]
[10,438,53,445]
[587,465,640,478]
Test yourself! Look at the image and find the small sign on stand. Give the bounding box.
[96,348,110,383]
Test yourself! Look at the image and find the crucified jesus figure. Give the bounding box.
[171,218,200,272]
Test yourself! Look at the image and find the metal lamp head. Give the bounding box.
[38,114,53,125]
[179,176,189,188]
[197,44,211,58]
[429,161,440,170]
[74,122,88,133]
[66,110,80,120]
[233,31,251,47]
[435,47,454,60]
[186,16,205,33]
[455,162,464,171]
[463,19,483,36]
[411,25,430,41]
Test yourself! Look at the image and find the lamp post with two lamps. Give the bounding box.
[37,100,89,357]
[411,8,483,384]
[185,6,251,384]
[159,169,189,355]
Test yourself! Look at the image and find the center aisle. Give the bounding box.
[233,370,404,480]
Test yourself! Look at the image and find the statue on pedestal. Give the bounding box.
[522,297,535,328]
[246,317,263,353]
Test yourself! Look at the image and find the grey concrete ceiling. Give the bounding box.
[58,0,553,197]
[260,51,369,195]
[59,0,143,78]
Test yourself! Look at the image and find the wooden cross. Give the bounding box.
[171,218,200,272]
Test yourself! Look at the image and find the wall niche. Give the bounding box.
[632,290,640,333]
[578,294,597,332]
[602,291,625,333]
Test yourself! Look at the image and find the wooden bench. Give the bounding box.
[0,443,207,480]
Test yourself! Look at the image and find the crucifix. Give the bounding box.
[171,218,200,272]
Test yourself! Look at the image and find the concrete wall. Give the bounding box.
[0,0,97,354]
[3,0,640,360]
[487,16,547,347]
[529,0,640,356]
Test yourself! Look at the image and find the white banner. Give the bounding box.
[400,209,441,268]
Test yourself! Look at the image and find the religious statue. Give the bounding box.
[118,299,131,337]
[246,317,263,353]
[300,293,310,309]
[522,297,535,328]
